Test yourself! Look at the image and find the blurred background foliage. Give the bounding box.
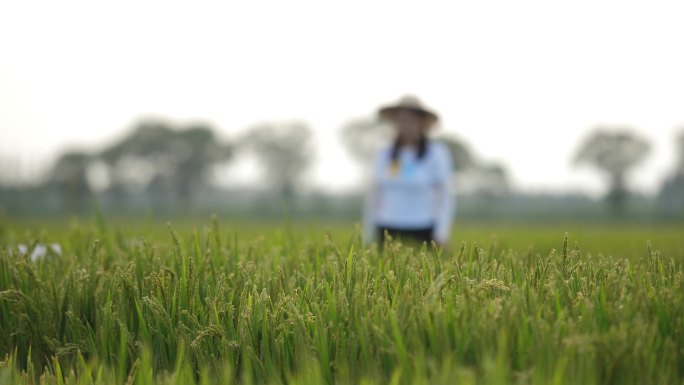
[1,118,683,221]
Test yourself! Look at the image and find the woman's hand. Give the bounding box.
[434,240,451,252]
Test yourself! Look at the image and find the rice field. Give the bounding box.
[1,217,683,385]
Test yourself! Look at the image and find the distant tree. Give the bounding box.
[677,131,684,171]
[434,135,512,197]
[51,150,93,210]
[434,135,477,172]
[657,130,684,216]
[243,121,314,198]
[172,125,234,201]
[339,117,391,165]
[574,128,651,213]
[100,121,176,163]
[100,120,233,203]
[474,162,510,197]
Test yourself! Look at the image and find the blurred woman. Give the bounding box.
[362,95,454,247]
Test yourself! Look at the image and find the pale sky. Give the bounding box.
[1,1,683,196]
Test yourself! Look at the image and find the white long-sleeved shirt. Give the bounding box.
[362,141,455,244]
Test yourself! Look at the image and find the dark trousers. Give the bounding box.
[377,225,434,245]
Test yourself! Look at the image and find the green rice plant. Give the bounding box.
[0,218,682,384]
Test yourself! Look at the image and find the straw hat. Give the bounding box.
[378,95,439,127]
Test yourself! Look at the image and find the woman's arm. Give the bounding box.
[432,144,455,244]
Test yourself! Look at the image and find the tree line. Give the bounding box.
[1,119,683,217]
[45,117,512,210]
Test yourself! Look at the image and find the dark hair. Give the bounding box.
[390,108,429,162]
[391,135,428,162]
